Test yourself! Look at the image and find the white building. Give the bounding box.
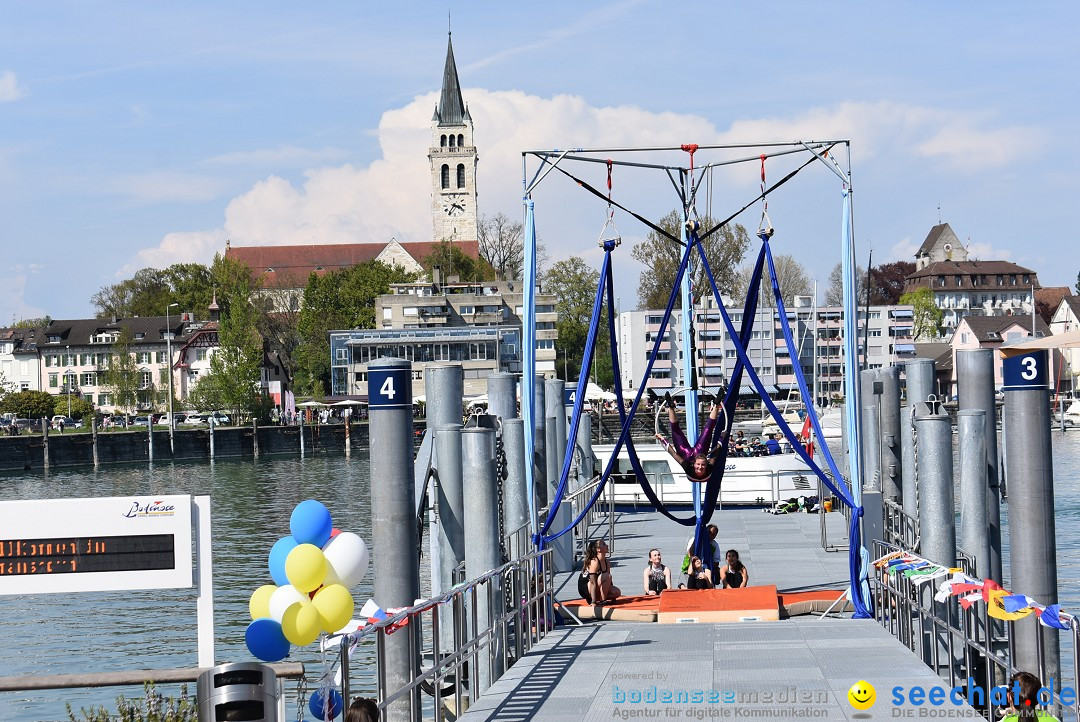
[0,327,44,392]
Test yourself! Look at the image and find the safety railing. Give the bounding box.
[883,496,920,551]
[872,540,1080,722]
[337,548,555,722]
[609,467,816,508]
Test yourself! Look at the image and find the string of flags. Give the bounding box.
[872,550,1076,630]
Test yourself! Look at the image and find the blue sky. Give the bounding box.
[2,1,1077,322]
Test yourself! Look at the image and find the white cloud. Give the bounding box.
[121,229,228,276]
[965,241,1012,261]
[204,145,350,169]
[0,70,24,102]
[108,171,230,204]
[125,93,1042,275]
[889,236,920,261]
[0,273,46,324]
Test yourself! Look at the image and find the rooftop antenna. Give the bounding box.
[937,204,941,224]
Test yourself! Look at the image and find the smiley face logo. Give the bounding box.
[848,680,876,710]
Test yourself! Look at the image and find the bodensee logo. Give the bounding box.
[122,499,176,518]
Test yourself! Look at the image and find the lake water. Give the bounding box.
[1,433,1079,721]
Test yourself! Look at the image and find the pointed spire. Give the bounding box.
[437,32,466,126]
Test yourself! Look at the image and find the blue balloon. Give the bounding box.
[245,618,290,662]
[268,536,298,586]
[308,687,344,721]
[290,500,333,547]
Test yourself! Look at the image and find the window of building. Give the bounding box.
[470,342,488,360]
[1023,275,1030,284]
[457,134,464,146]
[382,308,392,320]
[435,343,450,362]
[140,371,152,388]
[938,276,946,287]
[459,305,474,315]
[1010,275,1017,286]
[869,311,881,319]
[81,372,95,386]
[646,315,664,324]
[134,333,145,340]
[537,339,555,350]
[869,329,881,337]
[49,373,58,388]
[80,353,92,366]
[456,164,465,188]
[155,351,164,363]
[138,352,151,364]
[403,307,418,317]
[196,349,208,361]
[448,134,455,148]
[48,335,61,343]
[98,393,111,406]
[440,134,447,147]
[955,276,962,286]
[441,164,449,189]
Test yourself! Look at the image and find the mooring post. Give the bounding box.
[878,366,903,503]
[956,348,1003,582]
[425,364,465,606]
[344,409,351,458]
[434,423,464,653]
[899,402,918,519]
[42,419,49,471]
[147,419,153,463]
[914,400,956,567]
[252,418,259,458]
[1002,350,1060,685]
[957,410,990,577]
[209,417,216,459]
[575,406,595,490]
[502,418,528,561]
[462,426,503,693]
[904,359,936,408]
[532,375,547,510]
[487,372,518,425]
[368,358,419,722]
[91,417,99,468]
[862,403,881,491]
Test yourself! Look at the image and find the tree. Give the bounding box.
[0,390,55,419]
[1036,298,1053,325]
[631,210,750,310]
[900,287,944,341]
[542,257,605,383]
[294,260,417,395]
[13,316,50,329]
[91,263,214,320]
[420,240,494,283]
[824,262,867,306]
[54,394,95,420]
[478,213,525,281]
[1075,270,1080,296]
[732,253,813,308]
[100,326,141,412]
[868,261,916,305]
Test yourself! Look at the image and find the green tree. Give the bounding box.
[542,257,605,383]
[294,260,416,396]
[900,287,944,341]
[100,326,141,412]
[91,263,214,320]
[193,253,266,421]
[631,210,750,310]
[420,240,494,283]
[0,390,56,419]
[868,261,916,305]
[478,213,525,281]
[1075,270,1080,296]
[53,394,95,420]
[13,316,50,329]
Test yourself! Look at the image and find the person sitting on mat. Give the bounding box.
[578,539,620,603]
[652,392,725,482]
[719,549,749,589]
[643,548,672,596]
[686,556,714,589]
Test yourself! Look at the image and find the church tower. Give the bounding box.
[429,32,479,244]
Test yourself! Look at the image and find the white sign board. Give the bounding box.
[0,495,194,595]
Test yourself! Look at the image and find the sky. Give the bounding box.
[2,1,1078,323]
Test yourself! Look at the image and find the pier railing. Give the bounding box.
[872,540,1079,722]
[338,547,555,721]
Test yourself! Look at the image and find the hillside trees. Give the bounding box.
[91,264,214,319]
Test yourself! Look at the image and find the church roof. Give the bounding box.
[226,241,481,288]
[435,33,467,126]
[906,259,1037,281]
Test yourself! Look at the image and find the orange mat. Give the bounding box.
[557,587,850,623]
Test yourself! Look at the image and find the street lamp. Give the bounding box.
[166,302,179,454]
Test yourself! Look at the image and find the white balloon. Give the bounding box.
[322,532,369,588]
[268,584,307,622]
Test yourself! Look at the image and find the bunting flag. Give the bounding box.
[878,549,1076,631]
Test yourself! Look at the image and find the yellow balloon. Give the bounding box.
[249,584,277,620]
[313,584,355,633]
[281,600,322,646]
[285,544,328,593]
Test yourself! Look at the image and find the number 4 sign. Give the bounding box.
[1002,350,1049,391]
[368,367,412,408]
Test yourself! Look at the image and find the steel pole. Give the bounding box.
[914,401,956,567]
[487,372,518,425]
[957,410,991,577]
[425,364,465,607]
[904,359,935,406]
[368,358,419,722]
[434,423,464,652]
[532,376,546,509]
[956,349,1003,582]
[502,418,528,561]
[878,366,902,502]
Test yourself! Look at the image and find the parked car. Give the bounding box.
[182,413,207,425]
[131,416,151,427]
[206,411,230,425]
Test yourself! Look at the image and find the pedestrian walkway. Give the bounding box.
[460,508,975,720]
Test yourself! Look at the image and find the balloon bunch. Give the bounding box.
[245,500,369,662]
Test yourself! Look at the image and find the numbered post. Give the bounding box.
[1002,349,1059,683]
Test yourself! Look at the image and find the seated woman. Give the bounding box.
[643,548,671,596]
[654,394,725,482]
[578,539,620,604]
[686,556,714,589]
[719,549,749,589]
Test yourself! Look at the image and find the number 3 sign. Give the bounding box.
[368,367,412,408]
[1002,350,1049,391]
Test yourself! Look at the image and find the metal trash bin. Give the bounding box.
[197,662,280,722]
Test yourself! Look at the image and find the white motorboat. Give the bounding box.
[592,441,817,506]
